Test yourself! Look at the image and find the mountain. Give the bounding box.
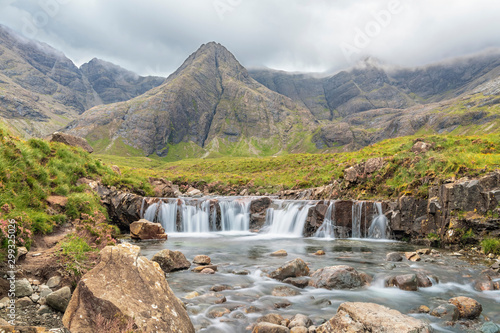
[80,58,164,104]
[65,42,316,159]
[0,24,164,137]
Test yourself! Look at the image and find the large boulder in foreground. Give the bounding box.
[62,243,194,333]
[309,265,364,290]
[317,302,432,333]
[152,249,191,273]
[268,258,310,281]
[49,132,93,153]
[130,219,168,240]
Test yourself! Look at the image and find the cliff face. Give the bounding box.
[0,24,164,137]
[65,42,316,157]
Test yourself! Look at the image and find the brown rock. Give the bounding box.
[416,248,431,255]
[283,277,310,289]
[272,286,300,297]
[49,132,93,153]
[317,302,432,333]
[0,326,52,332]
[207,307,231,318]
[269,258,310,281]
[309,265,364,290]
[387,274,418,291]
[344,167,358,182]
[129,219,167,240]
[192,265,218,272]
[364,157,385,174]
[46,196,68,208]
[201,268,215,274]
[405,252,421,262]
[290,327,308,333]
[111,165,121,175]
[288,314,313,329]
[271,250,288,257]
[210,285,233,292]
[314,250,325,256]
[386,252,403,262]
[257,313,286,326]
[62,243,194,333]
[418,305,430,313]
[449,296,482,319]
[193,255,211,265]
[412,141,432,154]
[253,322,290,333]
[152,249,191,273]
[416,272,433,288]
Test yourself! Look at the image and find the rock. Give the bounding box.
[46,196,68,210]
[37,305,52,315]
[290,327,308,333]
[344,167,358,182]
[30,294,40,303]
[0,318,9,325]
[49,132,94,153]
[215,296,227,304]
[364,157,385,174]
[308,326,317,333]
[386,252,403,262]
[314,250,325,256]
[201,268,215,274]
[62,243,194,333]
[15,278,33,297]
[412,141,432,154]
[359,272,373,286]
[130,219,168,240]
[271,250,288,257]
[233,269,250,275]
[0,297,9,309]
[152,249,191,273]
[309,265,364,290]
[317,302,432,333]
[283,277,310,289]
[16,246,28,261]
[417,305,430,313]
[405,252,421,262]
[184,291,199,299]
[269,258,310,281]
[430,304,459,321]
[481,322,500,333]
[257,313,286,325]
[210,285,233,292]
[416,272,433,288]
[253,322,290,333]
[46,286,71,312]
[274,301,292,309]
[272,286,300,297]
[16,296,33,308]
[207,307,230,318]
[449,296,482,319]
[193,255,211,265]
[111,165,121,175]
[289,314,313,329]
[416,248,431,255]
[39,285,52,298]
[46,276,61,289]
[186,187,202,197]
[387,274,418,291]
[192,265,218,273]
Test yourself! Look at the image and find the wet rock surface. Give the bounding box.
[309,265,365,290]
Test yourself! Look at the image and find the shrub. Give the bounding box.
[481,238,500,255]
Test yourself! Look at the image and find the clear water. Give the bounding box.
[137,235,500,332]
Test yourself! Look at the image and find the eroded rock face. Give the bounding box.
[268,258,310,281]
[62,243,194,333]
[317,302,432,333]
[130,219,168,240]
[309,265,364,290]
[49,132,93,153]
[151,249,191,273]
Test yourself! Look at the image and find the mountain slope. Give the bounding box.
[65,42,316,159]
[0,24,165,137]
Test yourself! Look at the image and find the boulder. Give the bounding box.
[387,274,418,291]
[412,141,432,154]
[200,268,215,274]
[283,277,310,289]
[430,304,459,321]
[15,246,28,261]
[186,187,202,197]
[386,252,403,262]
[16,296,33,308]
[364,157,385,174]
[288,314,313,329]
[192,265,218,273]
[271,250,288,257]
[253,322,290,333]
[269,258,310,281]
[151,249,191,273]
[344,167,358,182]
[405,252,421,262]
[449,296,482,319]
[46,286,71,312]
[317,302,432,333]
[15,278,33,297]
[193,255,211,265]
[130,219,168,240]
[309,265,364,290]
[481,322,500,333]
[46,276,61,289]
[290,327,307,333]
[272,286,300,297]
[49,132,93,153]
[257,313,286,326]
[62,243,194,333]
[416,272,433,288]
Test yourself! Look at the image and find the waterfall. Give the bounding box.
[144,202,159,222]
[368,202,389,239]
[219,199,251,232]
[180,199,211,233]
[351,201,364,238]
[158,199,178,233]
[314,201,336,238]
[266,201,313,237]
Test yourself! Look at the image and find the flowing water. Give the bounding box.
[136,196,500,332]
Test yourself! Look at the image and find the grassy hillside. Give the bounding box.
[98,133,500,199]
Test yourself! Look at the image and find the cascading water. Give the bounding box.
[158,199,178,233]
[351,201,364,238]
[314,201,336,239]
[368,202,389,239]
[219,199,251,232]
[180,199,211,233]
[265,201,313,237]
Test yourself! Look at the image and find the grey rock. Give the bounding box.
[289,314,313,329]
[269,258,310,281]
[481,322,500,333]
[47,276,61,289]
[46,286,71,312]
[309,265,364,290]
[386,252,403,262]
[430,303,459,321]
[15,278,34,297]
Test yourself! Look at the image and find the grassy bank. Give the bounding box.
[98,133,500,199]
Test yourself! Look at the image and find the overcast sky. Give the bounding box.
[1,0,499,76]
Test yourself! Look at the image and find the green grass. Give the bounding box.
[60,234,96,261]
[481,238,500,255]
[96,133,500,199]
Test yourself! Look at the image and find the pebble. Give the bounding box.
[271,250,288,257]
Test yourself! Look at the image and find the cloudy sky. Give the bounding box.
[0,0,499,76]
